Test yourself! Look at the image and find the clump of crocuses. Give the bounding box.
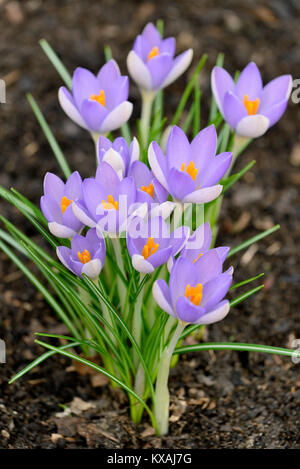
[3,21,294,440]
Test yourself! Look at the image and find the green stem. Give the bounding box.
[110,237,127,310]
[154,321,186,436]
[132,273,146,367]
[140,90,155,149]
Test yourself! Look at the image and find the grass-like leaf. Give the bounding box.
[228,225,280,258]
[39,39,72,88]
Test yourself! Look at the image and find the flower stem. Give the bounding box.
[140,90,155,149]
[154,321,186,436]
[132,273,146,367]
[110,237,127,310]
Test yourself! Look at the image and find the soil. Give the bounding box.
[0,0,300,449]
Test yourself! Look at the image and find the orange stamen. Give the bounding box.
[102,194,119,211]
[142,237,159,260]
[185,283,203,306]
[193,253,203,264]
[181,161,198,181]
[141,183,154,198]
[147,46,159,61]
[243,94,260,115]
[90,89,106,106]
[61,196,72,214]
[78,249,91,264]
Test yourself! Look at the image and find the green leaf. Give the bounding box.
[27,93,71,179]
[222,160,256,193]
[208,52,224,122]
[228,225,280,258]
[192,79,201,137]
[230,284,264,307]
[230,273,264,290]
[171,54,207,126]
[39,39,72,89]
[174,342,300,359]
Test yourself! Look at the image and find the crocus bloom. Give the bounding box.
[211,61,292,138]
[57,228,105,279]
[58,59,133,135]
[128,160,174,219]
[167,222,229,271]
[73,162,142,235]
[127,23,193,92]
[41,171,84,238]
[149,125,232,204]
[97,136,139,179]
[153,250,233,325]
[127,216,189,273]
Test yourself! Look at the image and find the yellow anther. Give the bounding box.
[181,160,198,181]
[90,89,106,107]
[243,94,260,115]
[142,237,159,260]
[102,194,119,210]
[61,196,72,214]
[147,46,159,61]
[193,253,203,264]
[141,183,154,198]
[78,249,91,264]
[185,283,203,306]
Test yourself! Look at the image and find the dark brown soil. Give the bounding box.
[0,0,300,449]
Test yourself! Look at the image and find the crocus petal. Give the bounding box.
[190,125,217,171]
[223,91,247,128]
[99,101,133,134]
[49,222,77,238]
[153,279,175,317]
[176,296,205,324]
[166,125,191,170]
[161,37,176,56]
[56,246,74,272]
[40,195,61,222]
[82,259,102,279]
[81,99,108,132]
[43,172,65,203]
[142,22,162,47]
[105,76,129,110]
[146,246,173,269]
[129,137,140,165]
[97,59,120,87]
[235,114,270,138]
[170,226,190,255]
[195,300,230,325]
[148,141,170,191]
[65,171,82,200]
[58,87,88,130]
[235,62,263,100]
[201,273,232,311]
[260,75,292,111]
[150,201,175,219]
[132,254,155,273]
[168,167,195,201]
[170,257,199,309]
[152,178,169,203]
[193,249,223,284]
[127,50,152,90]
[62,204,83,231]
[147,54,173,89]
[260,99,288,128]
[216,246,230,263]
[162,49,193,88]
[72,67,99,108]
[211,66,235,115]
[182,185,222,204]
[200,152,232,187]
[102,148,125,179]
[72,201,96,228]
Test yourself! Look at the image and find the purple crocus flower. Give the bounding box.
[40,171,83,238]
[127,23,193,92]
[149,125,232,204]
[167,222,229,272]
[97,136,139,179]
[127,216,189,274]
[58,59,133,136]
[57,228,105,279]
[128,160,174,219]
[211,61,292,138]
[153,250,233,325]
[73,162,142,235]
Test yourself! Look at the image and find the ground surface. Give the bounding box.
[0,0,300,449]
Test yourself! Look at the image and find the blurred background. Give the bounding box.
[0,0,299,449]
